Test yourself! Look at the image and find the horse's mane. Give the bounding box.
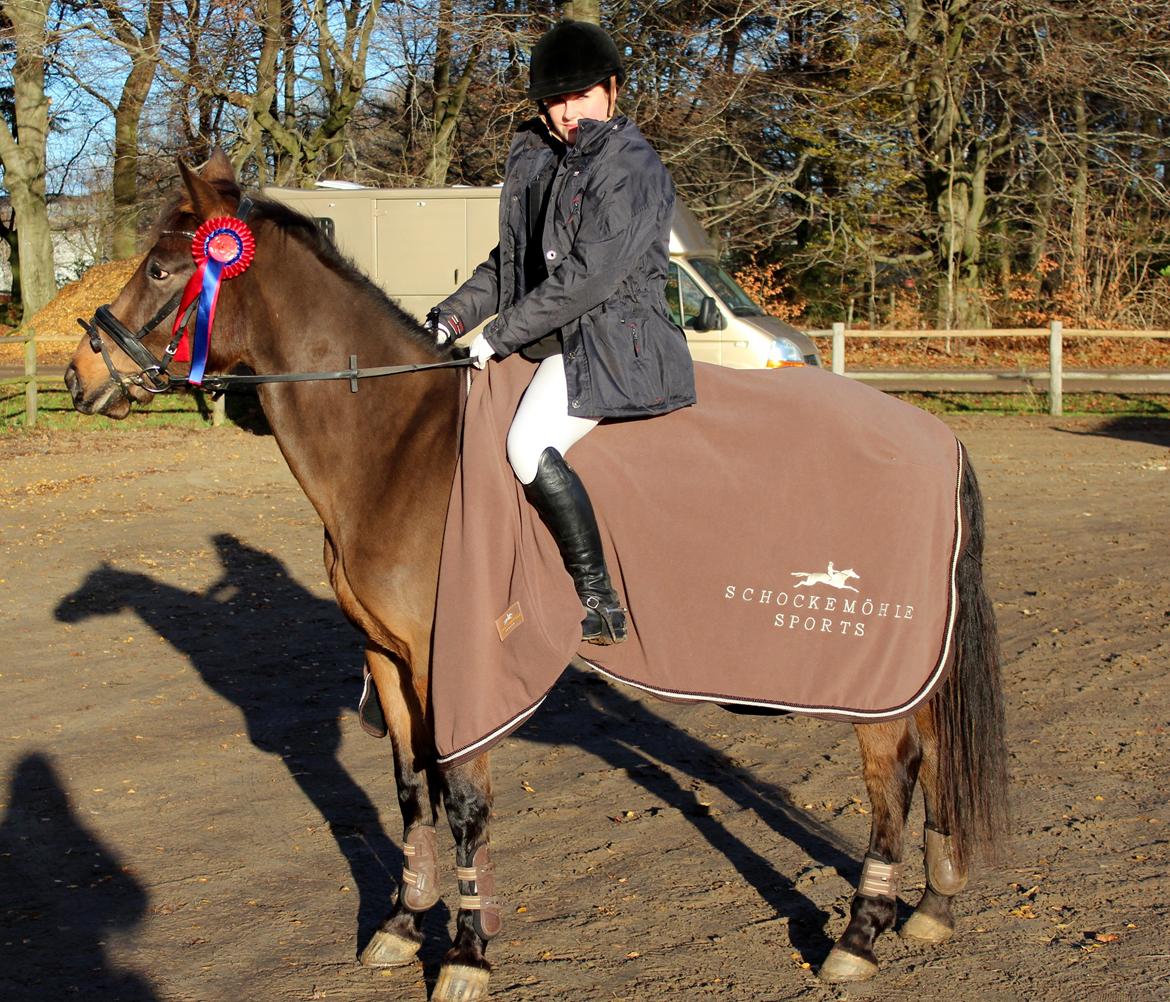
[156,191,453,358]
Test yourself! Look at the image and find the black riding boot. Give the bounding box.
[523,447,627,645]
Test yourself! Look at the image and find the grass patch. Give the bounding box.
[0,379,266,432]
[892,390,1170,416]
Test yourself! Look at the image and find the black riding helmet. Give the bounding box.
[527,20,625,101]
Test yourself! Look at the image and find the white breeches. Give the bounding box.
[507,353,599,484]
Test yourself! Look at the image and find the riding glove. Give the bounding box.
[468,333,495,369]
[427,307,463,346]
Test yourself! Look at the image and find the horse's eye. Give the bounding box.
[148,260,170,281]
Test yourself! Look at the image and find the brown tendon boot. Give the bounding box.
[522,447,627,645]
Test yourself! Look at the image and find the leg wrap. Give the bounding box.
[456,844,502,940]
[400,823,441,912]
[925,827,968,896]
[858,855,903,900]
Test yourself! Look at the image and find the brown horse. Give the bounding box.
[65,151,1009,999]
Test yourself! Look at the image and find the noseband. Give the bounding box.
[78,195,471,396]
[78,197,257,394]
[80,292,195,394]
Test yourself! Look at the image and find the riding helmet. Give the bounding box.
[527,20,625,101]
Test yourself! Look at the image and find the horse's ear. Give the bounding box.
[201,147,237,185]
[178,156,234,221]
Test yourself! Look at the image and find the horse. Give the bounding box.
[65,150,1009,999]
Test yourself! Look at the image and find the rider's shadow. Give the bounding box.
[0,753,160,1002]
[518,665,860,965]
[54,534,420,948]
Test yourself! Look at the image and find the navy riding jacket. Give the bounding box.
[436,115,696,420]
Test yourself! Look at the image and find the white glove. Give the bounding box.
[434,321,455,345]
[469,333,495,369]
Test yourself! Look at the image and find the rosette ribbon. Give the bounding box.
[172,216,256,385]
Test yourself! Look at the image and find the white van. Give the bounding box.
[263,184,820,369]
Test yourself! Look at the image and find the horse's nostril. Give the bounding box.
[64,364,78,398]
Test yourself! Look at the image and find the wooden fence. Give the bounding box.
[815,322,1170,416]
[0,330,226,428]
[3,323,1168,426]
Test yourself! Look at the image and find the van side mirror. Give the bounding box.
[694,295,724,332]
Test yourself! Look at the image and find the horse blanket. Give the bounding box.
[430,356,966,767]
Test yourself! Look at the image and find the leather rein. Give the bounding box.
[78,195,473,396]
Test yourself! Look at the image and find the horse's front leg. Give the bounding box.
[434,755,497,1002]
[359,645,443,968]
[820,719,921,983]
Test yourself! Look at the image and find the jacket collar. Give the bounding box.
[516,114,629,159]
[570,115,628,155]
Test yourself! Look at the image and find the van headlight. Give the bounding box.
[766,338,805,369]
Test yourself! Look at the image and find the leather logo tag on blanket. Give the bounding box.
[495,602,524,641]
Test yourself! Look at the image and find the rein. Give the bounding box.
[198,355,474,394]
[79,195,474,395]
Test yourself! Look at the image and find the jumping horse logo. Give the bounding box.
[791,562,860,592]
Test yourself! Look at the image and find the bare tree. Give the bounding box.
[65,0,165,257]
[0,0,57,318]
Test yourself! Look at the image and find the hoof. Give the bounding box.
[900,909,955,944]
[359,929,422,968]
[433,963,490,1001]
[818,945,879,984]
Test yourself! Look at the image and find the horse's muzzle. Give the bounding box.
[64,362,131,418]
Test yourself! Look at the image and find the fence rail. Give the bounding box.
[4,323,1169,426]
[812,322,1170,416]
[0,330,226,428]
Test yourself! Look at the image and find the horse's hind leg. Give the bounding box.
[359,645,443,968]
[899,701,967,944]
[820,719,921,983]
[433,756,496,1001]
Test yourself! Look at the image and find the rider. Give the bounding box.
[429,19,696,645]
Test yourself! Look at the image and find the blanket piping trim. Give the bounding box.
[438,438,966,768]
[437,694,549,766]
[580,438,967,721]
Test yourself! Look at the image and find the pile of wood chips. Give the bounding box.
[0,257,143,367]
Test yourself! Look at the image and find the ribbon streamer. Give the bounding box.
[172,217,255,385]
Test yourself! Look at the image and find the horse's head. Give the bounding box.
[54,562,137,623]
[65,149,249,418]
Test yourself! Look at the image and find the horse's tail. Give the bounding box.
[932,452,1010,870]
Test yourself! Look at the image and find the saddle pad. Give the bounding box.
[432,356,965,767]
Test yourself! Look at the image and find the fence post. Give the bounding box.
[1048,320,1063,416]
[24,331,37,429]
[832,322,846,375]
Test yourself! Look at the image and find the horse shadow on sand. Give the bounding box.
[0,753,161,1002]
[56,534,859,972]
[516,665,858,965]
[1055,413,1170,447]
[54,534,451,961]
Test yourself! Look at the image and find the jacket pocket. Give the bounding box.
[625,318,642,359]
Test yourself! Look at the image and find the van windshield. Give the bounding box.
[689,259,764,317]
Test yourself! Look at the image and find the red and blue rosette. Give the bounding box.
[172,216,256,384]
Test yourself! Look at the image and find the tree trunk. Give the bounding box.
[563,0,599,24]
[426,0,480,185]
[0,0,57,319]
[107,0,165,259]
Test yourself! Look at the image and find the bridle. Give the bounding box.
[79,195,472,397]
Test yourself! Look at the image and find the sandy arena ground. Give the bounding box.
[1,414,1167,1001]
